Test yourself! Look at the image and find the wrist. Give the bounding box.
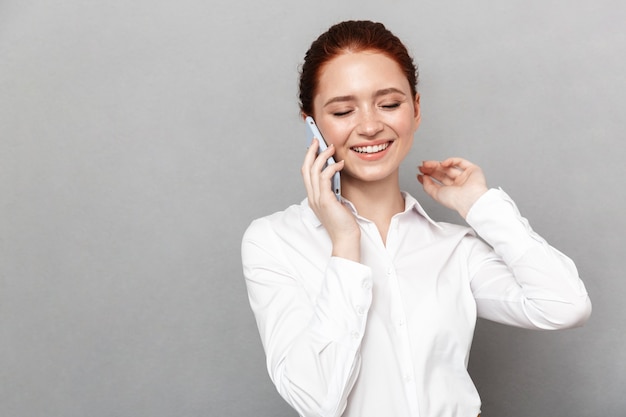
[458,187,489,219]
[331,232,361,262]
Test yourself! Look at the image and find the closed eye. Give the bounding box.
[381,102,401,110]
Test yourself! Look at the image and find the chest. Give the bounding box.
[359,221,477,342]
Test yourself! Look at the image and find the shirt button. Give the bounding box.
[361,279,372,290]
[404,374,412,383]
[398,319,405,327]
[351,331,360,339]
[386,268,392,276]
[356,306,365,315]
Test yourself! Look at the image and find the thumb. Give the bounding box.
[418,174,439,199]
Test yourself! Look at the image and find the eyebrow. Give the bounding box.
[323,87,407,107]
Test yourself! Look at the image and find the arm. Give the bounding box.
[240,141,369,416]
[242,220,372,416]
[465,189,591,328]
[418,158,591,329]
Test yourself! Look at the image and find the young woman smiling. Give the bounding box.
[242,20,591,417]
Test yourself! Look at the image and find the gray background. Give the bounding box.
[1,0,624,416]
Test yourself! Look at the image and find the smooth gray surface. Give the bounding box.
[1,1,624,416]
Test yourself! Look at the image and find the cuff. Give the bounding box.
[465,188,545,264]
[313,257,373,349]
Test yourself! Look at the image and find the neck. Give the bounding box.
[341,172,405,243]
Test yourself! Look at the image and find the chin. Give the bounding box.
[344,167,398,184]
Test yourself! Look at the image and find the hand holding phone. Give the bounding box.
[304,116,341,200]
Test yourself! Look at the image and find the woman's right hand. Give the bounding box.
[302,139,361,262]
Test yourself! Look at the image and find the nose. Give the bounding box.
[355,109,383,138]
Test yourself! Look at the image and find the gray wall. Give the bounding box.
[1,0,624,416]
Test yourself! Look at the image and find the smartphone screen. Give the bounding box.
[305,116,341,200]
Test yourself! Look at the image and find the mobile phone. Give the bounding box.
[304,116,341,200]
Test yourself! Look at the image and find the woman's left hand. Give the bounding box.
[417,157,489,219]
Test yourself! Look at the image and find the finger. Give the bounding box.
[420,161,458,182]
[418,160,440,174]
[302,138,320,175]
[319,160,344,203]
[422,165,456,186]
[314,142,337,169]
[441,157,474,170]
[301,139,320,197]
[437,158,475,183]
[309,144,338,204]
[421,160,440,167]
[316,150,343,198]
[418,174,441,199]
[442,158,484,185]
[321,156,343,177]
[441,164,465,181]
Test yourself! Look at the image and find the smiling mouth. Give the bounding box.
[351,141,392,154]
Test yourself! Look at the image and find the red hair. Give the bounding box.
[299,20,419,116]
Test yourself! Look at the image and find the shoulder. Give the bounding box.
[437,220,476,237]
[242,199,316,244]
[241,200,330,275]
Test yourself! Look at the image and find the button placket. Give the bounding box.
[385,260,420,413]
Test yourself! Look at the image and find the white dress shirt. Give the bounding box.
[241,188,591,417]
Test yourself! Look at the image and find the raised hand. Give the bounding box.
[302,139,361,261]
[417,157,489,219]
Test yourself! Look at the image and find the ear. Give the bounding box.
[413,93,421,128]
[301,111,310,121]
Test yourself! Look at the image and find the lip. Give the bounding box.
[350,140,394,161]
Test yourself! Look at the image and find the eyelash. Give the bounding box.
[381,102,401,110]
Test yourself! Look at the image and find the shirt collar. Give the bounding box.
[401,191,443,230]
[302,191,442,230]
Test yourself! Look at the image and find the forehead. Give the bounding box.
[316,51,410,97]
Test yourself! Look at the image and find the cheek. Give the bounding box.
[322,125,350,148]
[394,114,418,152]
[402,109,420,134]
[388,113,416,137]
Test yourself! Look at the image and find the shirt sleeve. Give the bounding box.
[464,188,592,329]
[241,218,373,417]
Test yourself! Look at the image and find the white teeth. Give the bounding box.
[352,142,390,154]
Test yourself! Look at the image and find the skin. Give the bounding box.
[301,50,488,262]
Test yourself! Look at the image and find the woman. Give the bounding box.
[242,20,591,417]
